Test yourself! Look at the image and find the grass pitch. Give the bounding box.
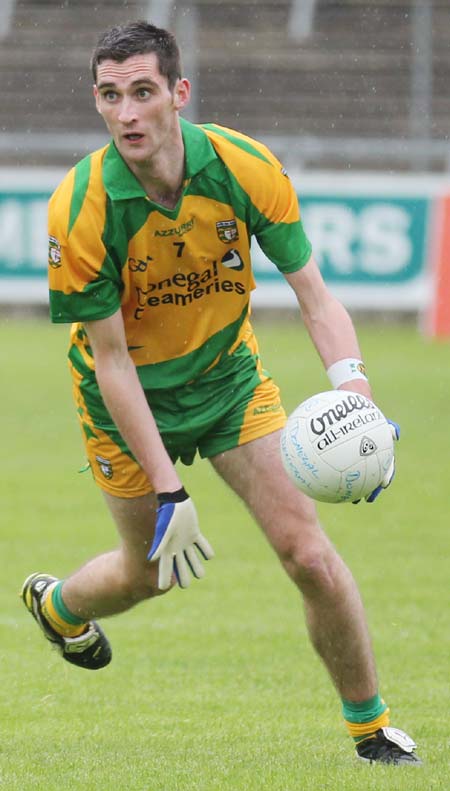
[1,313,449,790]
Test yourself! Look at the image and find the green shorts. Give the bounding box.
[71,328,286,497]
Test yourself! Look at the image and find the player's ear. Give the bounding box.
[93,85,101,114]
[173,78,190,111]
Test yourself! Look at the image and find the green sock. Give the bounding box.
[51,580,86,624]
[342,693,390,742]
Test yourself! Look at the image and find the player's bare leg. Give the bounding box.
[60,491,169,620]
[21,491,168,669]
[209,429,378,702]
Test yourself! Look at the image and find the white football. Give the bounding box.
[280,390,394,504]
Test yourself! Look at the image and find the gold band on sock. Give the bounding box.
[41,583,87,638]
[345,708,390,740]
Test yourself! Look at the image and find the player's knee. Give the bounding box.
[281,539,340,595]
[121,563,173,603]
[134,577,172,601]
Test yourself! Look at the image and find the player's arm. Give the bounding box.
[284,255,372,398]
[285,255,399,501]
[84,308,180,493]
[84,308,214,587]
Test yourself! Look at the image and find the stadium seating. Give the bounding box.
[0,0,449,170]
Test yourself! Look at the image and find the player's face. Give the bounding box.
[94,53,190,166]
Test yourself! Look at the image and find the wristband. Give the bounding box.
[157,486,188,504]
[327,358,368,389]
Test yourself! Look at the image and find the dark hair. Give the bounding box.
[91,20,181,88]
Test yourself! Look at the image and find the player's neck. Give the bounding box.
[129,134,185,210]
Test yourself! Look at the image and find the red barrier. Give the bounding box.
[425,195,450,337]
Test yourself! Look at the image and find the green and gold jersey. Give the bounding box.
[48,119,312,389]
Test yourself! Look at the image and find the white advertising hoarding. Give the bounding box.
[0,169,447,310]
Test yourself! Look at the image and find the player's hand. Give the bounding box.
[354,420,400,504]
[147,487,214,590]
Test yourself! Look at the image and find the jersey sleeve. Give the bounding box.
[246,153,312,273]
[204,125,312,273]
[48,161,122,324]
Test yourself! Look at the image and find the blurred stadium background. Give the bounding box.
[0,0,449,332]
[2,9,450,787]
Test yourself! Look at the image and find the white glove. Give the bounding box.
[364,419,400,503]
[147,488,214,590]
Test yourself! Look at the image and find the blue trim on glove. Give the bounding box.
[354,417,399,504]
[388,419,400,441]
[148,501,175,560]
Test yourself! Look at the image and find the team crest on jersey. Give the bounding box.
[48,235,62,268]
[96,455,113,480]
[216,219,239,243]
